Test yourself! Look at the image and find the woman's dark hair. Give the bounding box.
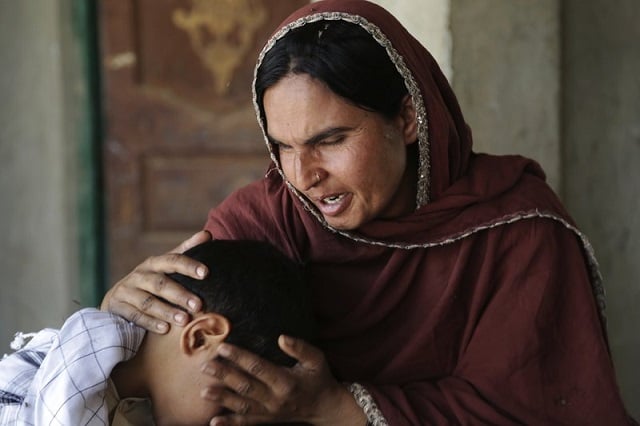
[255,20,408,125]
[167,240,315,367]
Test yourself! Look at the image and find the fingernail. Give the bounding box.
[200,388,215,399]
[174,312,187,324]
[202,365,219,378]
[157,322,168,332]
[188,299,199,311]
[281,335,294,346]
[217,344,231,357]
[196,266,206,278]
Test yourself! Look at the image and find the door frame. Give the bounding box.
[72,0,104,305]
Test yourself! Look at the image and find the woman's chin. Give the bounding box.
[324,217,360,231]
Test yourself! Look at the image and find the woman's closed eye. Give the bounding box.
[275,141,293,152]
[274,136,346,154]
[314,135,346,146]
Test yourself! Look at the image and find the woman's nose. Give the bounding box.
[293,150,321,190]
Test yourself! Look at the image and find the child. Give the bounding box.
[0,240,315,425]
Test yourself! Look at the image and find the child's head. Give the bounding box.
[170,239,315,365]
[144,240,315,425]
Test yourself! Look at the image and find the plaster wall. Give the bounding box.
[562,0,640,417]
[450,0,560,191]
[0,1,80,350]
[371,0,452,79]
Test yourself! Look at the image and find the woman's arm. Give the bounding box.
[100,230,211,332]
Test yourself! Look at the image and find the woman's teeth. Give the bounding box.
[323,194,345,204]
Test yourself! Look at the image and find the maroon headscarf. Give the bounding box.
[206,1,633,424]
[250,1,583,251]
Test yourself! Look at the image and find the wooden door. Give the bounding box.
[99,0,307,282]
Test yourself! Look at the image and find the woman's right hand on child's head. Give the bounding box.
[100,230,211,333]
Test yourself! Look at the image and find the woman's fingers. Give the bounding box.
[204,386,288,426]
[135,253,204,310]
[215,344,295,400]
[103,275,189,333]
[201,361,280,426]
[202,385,265,418]
[201,340,342,424]
[171,229,212,254]
[146,252,207,281]
[129,278,190,321]
[101,231,212,333]
[108,295,171,333]
[202,355,278,406]
[209,414,257,426]
[209,414,267,426]
[278,335,325,371]
[102,252,207,332]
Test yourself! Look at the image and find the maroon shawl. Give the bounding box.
[205,1,632,424]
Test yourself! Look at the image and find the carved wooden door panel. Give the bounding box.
[99,0,307,282]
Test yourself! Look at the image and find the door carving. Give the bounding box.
[99,0,307,282]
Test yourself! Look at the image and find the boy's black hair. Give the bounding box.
[167,240,315,367]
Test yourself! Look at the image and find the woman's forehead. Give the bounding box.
[263,74,370,141]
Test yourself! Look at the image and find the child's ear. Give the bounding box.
[180,313,230,356]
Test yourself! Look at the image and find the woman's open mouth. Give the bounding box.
[316,193,352,216]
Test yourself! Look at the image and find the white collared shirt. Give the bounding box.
[0,308,146,425]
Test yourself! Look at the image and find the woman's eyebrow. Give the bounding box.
[267,126,354,146]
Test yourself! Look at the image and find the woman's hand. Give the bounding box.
[202,336,367,426]
[100,230,211,333]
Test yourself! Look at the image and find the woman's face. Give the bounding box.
[263,74,417,230]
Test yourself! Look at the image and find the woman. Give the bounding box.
[102,1,634,424]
